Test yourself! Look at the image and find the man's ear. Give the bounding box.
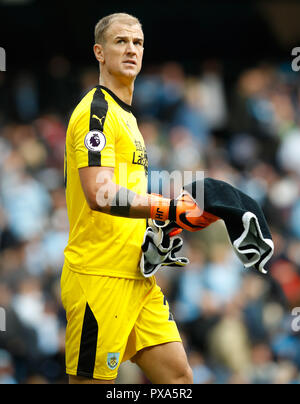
[94,43,104,63]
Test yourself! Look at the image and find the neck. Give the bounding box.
[99,74,134,106]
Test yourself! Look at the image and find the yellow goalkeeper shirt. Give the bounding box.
[64,85,148,279]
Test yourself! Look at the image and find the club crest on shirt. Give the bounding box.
[84,130,106,152]
[107,352,120,370]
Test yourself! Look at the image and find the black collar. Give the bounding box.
[98,85,133,113]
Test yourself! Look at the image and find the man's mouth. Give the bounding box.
[123,60,137,66]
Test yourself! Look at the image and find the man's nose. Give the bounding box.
[126,41,137,55]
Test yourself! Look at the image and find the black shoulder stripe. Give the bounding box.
[88,87,108,167]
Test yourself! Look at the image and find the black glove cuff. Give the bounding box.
[169,199,176,222]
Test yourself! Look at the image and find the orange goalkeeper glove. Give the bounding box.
[150,191,219,232]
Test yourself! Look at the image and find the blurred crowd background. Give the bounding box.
[1,0,300,385]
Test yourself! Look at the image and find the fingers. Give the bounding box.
[175,192,203,232]
[175,192,219,232]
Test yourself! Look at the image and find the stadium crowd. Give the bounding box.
[0,56,300,384]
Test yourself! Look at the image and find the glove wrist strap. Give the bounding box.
[150,195,171,222]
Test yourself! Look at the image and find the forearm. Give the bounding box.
[92,179,167,219]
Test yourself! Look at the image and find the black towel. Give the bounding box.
[183,177,274,274]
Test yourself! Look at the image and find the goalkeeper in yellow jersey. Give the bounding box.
[62,12,208,384]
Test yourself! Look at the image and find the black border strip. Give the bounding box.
[77,303,98,378]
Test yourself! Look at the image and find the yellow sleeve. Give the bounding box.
[71,100,118,169]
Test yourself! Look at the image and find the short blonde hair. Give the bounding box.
[94,13,142,45]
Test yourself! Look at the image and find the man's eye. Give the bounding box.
[118,39,125,44]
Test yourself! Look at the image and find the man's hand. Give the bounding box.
[150,191,219,232]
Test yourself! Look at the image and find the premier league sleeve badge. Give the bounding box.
[84,130,107,152]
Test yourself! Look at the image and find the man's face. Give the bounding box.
[97,22,144,81]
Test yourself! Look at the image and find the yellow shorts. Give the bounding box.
[60,264,181,380]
